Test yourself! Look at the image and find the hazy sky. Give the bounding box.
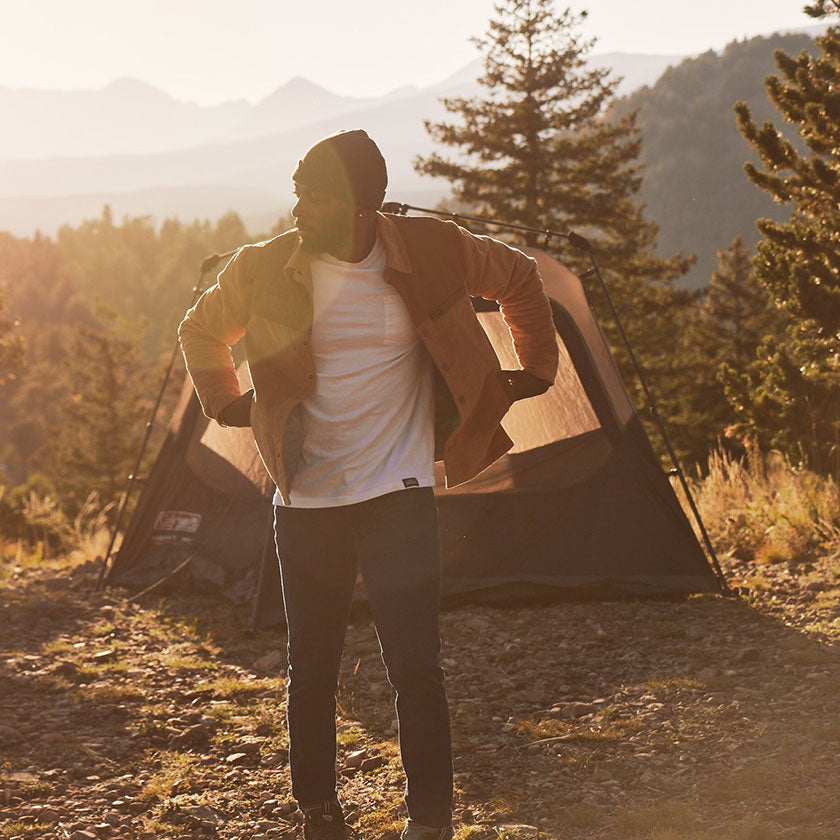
[2,0,819,104]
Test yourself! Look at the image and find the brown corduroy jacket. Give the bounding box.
[178,212,559,504]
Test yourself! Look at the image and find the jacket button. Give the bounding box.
[303,339,309,346]
[441,362,450,372]
[458,395,466,404]
[307,374,314,380]
[421,328,430,337]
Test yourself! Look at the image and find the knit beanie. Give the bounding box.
[292,129,387,210]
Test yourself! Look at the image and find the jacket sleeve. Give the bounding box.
[454,223,559,384]
[177,248,251,420]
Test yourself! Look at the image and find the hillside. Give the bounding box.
[610,32,819,289]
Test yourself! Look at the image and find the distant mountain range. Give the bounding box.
[0,23,829,281]
[0,51,684,236]
[0,76,418,161]
[0,53,683,162]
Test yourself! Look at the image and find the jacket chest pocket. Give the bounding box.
[245,317,310,397]
[422,295,501,407]
[427,286,467,322]
[247,316,300,357]
[252,280,312,332]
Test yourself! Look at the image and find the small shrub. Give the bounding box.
[70,490,115,561]
[0,482,71,550]
[0,480,115,559]
[675,443,840,565]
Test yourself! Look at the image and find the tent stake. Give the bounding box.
[382,202,731,594]
[94,248,240,593]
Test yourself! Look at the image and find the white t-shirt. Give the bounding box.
[273,236,435,508]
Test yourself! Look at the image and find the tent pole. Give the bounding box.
[94,248,239,593]
[576,248,731,595]
[383,202,731,594]
[93,339,182,592]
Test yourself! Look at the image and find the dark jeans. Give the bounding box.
[273,488,453,829]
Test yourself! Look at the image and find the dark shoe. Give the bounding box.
[400,822,454,840]
[303,799,349,840]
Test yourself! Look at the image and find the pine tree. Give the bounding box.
[47,309,158,516]
[673,237,789,458]
[415,1,690,275]
[0,283,24,482]
[415,0,700,461]
[0,287,23,385]
[732,3,840,471]
[704,236,787,369]
[58,206,253,360]
[805,1,840,21]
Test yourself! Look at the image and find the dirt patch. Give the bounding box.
[1,551,839,839]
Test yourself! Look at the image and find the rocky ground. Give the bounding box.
[1,550,839,840]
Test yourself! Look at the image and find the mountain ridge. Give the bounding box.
[0,51,684,163]
[0,31,825,271]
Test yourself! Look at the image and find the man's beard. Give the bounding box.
[297,215,353,255]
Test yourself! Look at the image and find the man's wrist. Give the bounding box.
[218,389,254,427]
[499,370,551,402]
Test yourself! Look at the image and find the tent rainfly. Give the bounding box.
[106,248,721,628]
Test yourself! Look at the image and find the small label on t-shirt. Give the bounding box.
[402,477,420,488]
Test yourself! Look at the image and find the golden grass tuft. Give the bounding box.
[138,752,200,802]
[644,676,703,693]
[336,723,366,748]
[675,442,840,565]
[197,675,271,699]
[1,821,33,837]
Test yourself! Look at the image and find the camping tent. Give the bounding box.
[106,248,721,628]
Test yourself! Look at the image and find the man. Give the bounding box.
[178,129,559,840]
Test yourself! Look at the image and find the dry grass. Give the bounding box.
[0,821,33,837]
[198,675,279,699]
[68,491,116,562]
[139,752,201,802]
[0,538,57,584]
[675,443,840,564]
[643,676,703,694]
[0,488,115,579]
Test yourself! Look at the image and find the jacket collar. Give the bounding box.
[375,212,412,274]
[282,211,412,282]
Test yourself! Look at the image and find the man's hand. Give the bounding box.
[218,389,254,427]
[497,370,552,403]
